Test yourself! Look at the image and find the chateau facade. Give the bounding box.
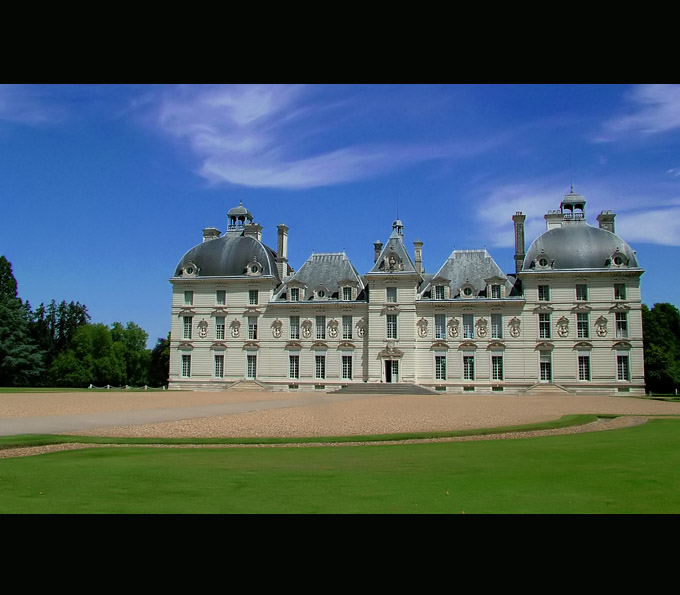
[168,192,645,395]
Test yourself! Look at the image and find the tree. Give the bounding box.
[643,303,680,394]
[148,334,170,387]
[111,322,151,386]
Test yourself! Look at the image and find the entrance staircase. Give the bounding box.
[332,383,437,395]
[226,380,271,392]
[522,383,573,395]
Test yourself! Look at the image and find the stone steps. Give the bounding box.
[332,383,437,395]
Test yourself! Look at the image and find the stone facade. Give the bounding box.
[169,192,645,395]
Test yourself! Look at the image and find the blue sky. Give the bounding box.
[2,84,679,346]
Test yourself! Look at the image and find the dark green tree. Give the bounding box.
[148,333,170,387]
[643,303,680,394]
[111,321,151,386]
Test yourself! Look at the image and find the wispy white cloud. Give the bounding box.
[0,84,62,125]
[154,84,466,190]
[599,84,680,140]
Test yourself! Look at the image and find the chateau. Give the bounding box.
[168,191,645,395]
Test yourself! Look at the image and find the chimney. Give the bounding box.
[512,212,526,275]
[243,222,263,241]
[202,227,221,242]
[413,240,423,274]
[597,210,616,234]
[276,223,289,279]
[374,241,383,263]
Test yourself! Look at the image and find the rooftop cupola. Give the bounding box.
[392,219,404,237]
[227,201,254,234]
[560,188,586,222]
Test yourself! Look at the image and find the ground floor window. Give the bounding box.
[315,355,326,379]
[540,352,552,382]
[247,354,257,379]
[578,353,590,381]
[492,355,504,381]
[214,354,224,378]
[463,355,475,381]
[342,355,353,380]
[435,354,447,380]
[289,354,300,379]
[181,354,191,378]
[617,354,630,381]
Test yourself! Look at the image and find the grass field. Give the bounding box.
[1,418,679,514]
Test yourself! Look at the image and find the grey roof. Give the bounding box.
[275,252,364,300]
[368,227,418,275]
[428,249,512,297]
[173,234,279,280]
[524,223,640,271]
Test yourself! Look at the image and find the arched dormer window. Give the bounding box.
[608,248,629,268]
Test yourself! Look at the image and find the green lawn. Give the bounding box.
[1,419,679,514]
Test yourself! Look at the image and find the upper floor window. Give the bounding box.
[576,284,588,301]
[215,317,225,340]
[386,314,398,339]
[184,291,194,306]
[248,316,258,340]
[616,312,628,338]
[290,316,300,340]
[342,315,353,340]
[183,316,192,340]
[463,314,474,339]
[386,287,397,303]
[316,316,326,340]
[614,284,627,300]
[577,313,589,338]
[491,314,503,339]
[216,290,226,306]
[435,315,446,339]
[539,313,551,339]
[249,290,258,305]
[538,285,550,301]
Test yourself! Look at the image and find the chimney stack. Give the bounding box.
[597,210,616,234]
[374,241,383,263]
[202,227,221,242]
[276,224,289,279]
[512,212,526,275]
[413,240,423,274]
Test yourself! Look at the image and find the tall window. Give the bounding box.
[463,314,474,339]
[184,290,193,306]
[492,355,504,381]
[342,315,353,340]
[616,312,628,338]
[289,354,300,379]
[490,284,502,299]
[614,284,627,300]
[577,313,589,338]
[435,354,447,380]
[538,285,550,301]
[342,355,353,380]
[539,313,551,339]
[316,316,326,340]
[290,316,300,340]
[248,316,258,340]
[386,314,398,339]
[315,355,326,379]
[386,287,397,303]
[183,316,192,340]
[617,354,630,381]
[215,317,225,340]
[290,287,300,302]
[435,315,446,339]
[540,353,552,382]
[181,354,191,378]
[434,285,446,300]
[216,290,226,305]
[491,314,503,339]
[249,290,258,305]
[578,353,590,381]
[214,354,224,378]
[247,354,257,379]
[463,355,475,381]
[342,287,353,301]
[576,284,588,301]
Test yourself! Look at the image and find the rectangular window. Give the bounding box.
[315,355,326,379]
[577,313,589,338]
[316,316,326,340]
[184,290,193,306]
[248,316,258,340]
[342,315,353,340]
[183,316,192,340]
[216,290,226,305]
[386,314,398,339]
[576,284,588,301]
[342,355,353,380]
[492,355,504,381]
[181,354,191,378]
[539,313,551,339]
[435,285,445,300]
[578,354,590,381]
[290,316,300,340]
[617,354,630,381]
[289,354,300,379]
[490,284,502,299]
[614,284,627,300]
[435,315,446,339]
[214,354,224,378]
[491,314,503,339]
[435,354,447,380]
[463,355,475,381]
[342,287,353,301]
[247,354,257,379]
[616,312,628,338]
[538,285,550,301]
[215,317,225,340]
[386,287,397,303]
[249,290,258,305]
[463,314,474,339]
[540,353,552,382]
[290,287,299,302]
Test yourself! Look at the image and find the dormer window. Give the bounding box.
[290,288,300,302]
[434,285,446,300]
[490,284,502,299]
[609,249,629,268]
[245,257,263,276]
[342,286,353,301]
[460,284,475,298]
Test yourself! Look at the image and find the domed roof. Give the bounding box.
[174,234,279,280]
[524,223,639,271]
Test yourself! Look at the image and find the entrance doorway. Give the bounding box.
[539,352,552,382]
[385,360,399,383]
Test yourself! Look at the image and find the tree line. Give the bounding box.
[0,255,169,388]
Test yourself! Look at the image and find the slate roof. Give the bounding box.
[368,224,418,275]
